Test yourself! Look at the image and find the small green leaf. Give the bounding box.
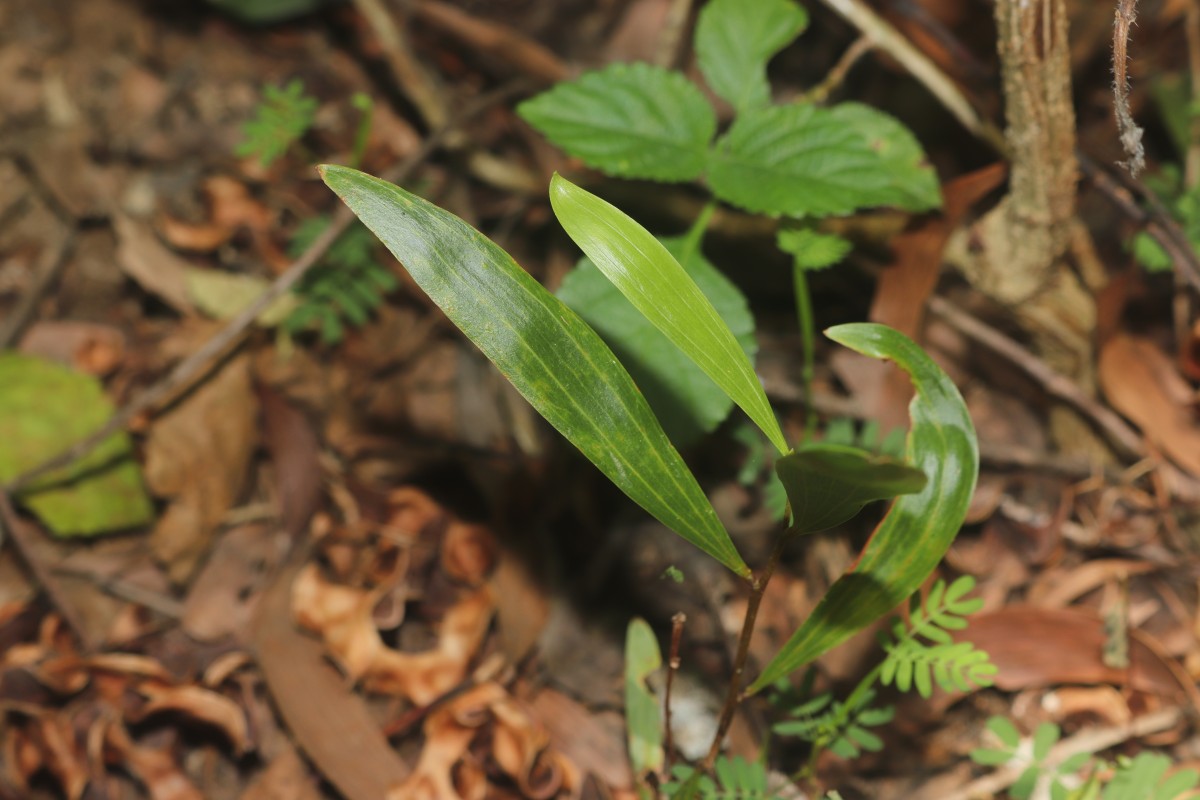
[558,235,756,447]
[970,748,1015,767]
[550,174,788,455]
[185,268,299,327]
[986,716,1022,750]
[777,227,853,272]
[694,0,808,114]
[1033,722,1060,762]
[321,165,749,575]
[1132,231,1174,273]
[624,618,664,777]
[708,103,942,217]
[518,63,715,182]
[775,443,926,534]
[748,323,978,692]
[1012,765,1040,800]
[0,355,154,536]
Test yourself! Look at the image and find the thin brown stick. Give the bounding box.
[797,36,874,105]
[352,0,447,129]
[927,296,1145,459]
[2,83,524,498]
[702,531,791,770]
[809,0,1007,154]
[663,611,686,773]
[0,490,95,650]
[1112,0,1145,176]
[1079,154,1200,294]
[654,0,696,70]
[414,0,569,84]
[0,231,76,349]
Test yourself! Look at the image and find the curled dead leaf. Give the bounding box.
[104,720,204,800]
[292,563,384,682]
[132,683,250,755]
[441,522,497,586]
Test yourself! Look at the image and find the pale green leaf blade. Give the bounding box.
[775,443,926,534]
[695,0,808,114]
[517,63,715,182]
[749,323,978,691]
[185,268,299,327]
[708,103,942,217]
[321,165,748,575]
[0,354,154,536]
[557,236,756,447]
[550,174,788,455]
[624,618,664,778]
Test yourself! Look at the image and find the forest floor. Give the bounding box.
[2,1,1200,799]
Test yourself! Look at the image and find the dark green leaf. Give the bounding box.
[518,63,715,182]
[321,165,749,575]
[749,323,978,691]
[775,443,926,534]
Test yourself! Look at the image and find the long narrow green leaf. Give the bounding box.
[549,174,788,456]
[320,165,748,576]
[749,323,978,692]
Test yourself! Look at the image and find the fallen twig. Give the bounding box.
[0,230,76,349]
[1112,0,1145,177]
[927,296,1145,460]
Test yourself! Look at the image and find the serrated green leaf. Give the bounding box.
[558,235,756,447]
[749,323,978,692]
[777,227,853,271]
[775,442,926,534]
[694,0,808,114]
[518,63,715,181]
[624,618,664,777]
[321,165,749,575]
[0,355,154,536]
[708,103,942,217]
[550,174,787,456]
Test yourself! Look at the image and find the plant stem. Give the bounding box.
[791,262,817,441]
[664,612,687,774]
[680,201,717,265]
[702,529,793,770]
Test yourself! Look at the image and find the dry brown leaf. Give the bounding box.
[104,721,204,800]
[239,743,321,800]
[387,689,480,800]
[113,213,195,314]
[291,564,385,682]
[1100,333,1200,477]
[143,329,257,582]
[156,176,287,271]
[441,521,498,586]
[132,683,250,755]
[18,320,126,376]
[182,524,278,643]
[530,688,631,791]
[1026,558,1158,608]
[28,714,88,800]
[1045,685,1131,726]
[958,606,1183,698]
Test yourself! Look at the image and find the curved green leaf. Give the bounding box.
[695,0,808,114]
[517,62,715,182]
[624,618,664,777]
[707,103,942,217]
[557,235,757,447]
[549,174,788,455]
[749,323,978,692]
[320,165,748,576]
[776,443,926,535]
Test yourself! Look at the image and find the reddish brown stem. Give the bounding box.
[702,530,792,770]
[663,611,686,774]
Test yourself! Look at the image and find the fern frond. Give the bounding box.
[236,79,318,167]
[664,756,771,800]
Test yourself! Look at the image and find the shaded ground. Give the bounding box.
[2,1,1200,798]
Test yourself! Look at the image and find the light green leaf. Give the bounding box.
[185,268,299,327]
[749,323,978,691]
[708,103,942,217]
[558,235,756,447]
[775,443,926,534]
[321,165,748,575]
[549,174,788,456]
[624,618,664,778]
[517,63,715,182]
[777,227,853,272]
[0,355,154,536]
[695,0,808,114]
[986,716,1022,750]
